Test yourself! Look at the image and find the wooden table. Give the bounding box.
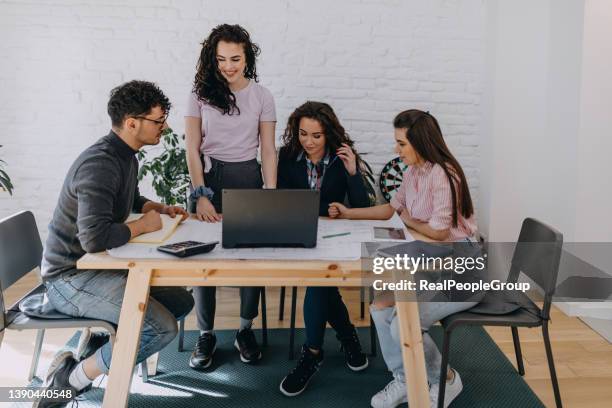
[77,229,431,408]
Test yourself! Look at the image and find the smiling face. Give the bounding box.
[216,41,247,85]
[394,127,422,166]
[298,117,327,162]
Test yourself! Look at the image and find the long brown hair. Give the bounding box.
[281,101,358,160]
[193,24,260,115]
[282,101,377,205]
[394,109,473,227]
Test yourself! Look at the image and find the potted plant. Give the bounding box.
[137,129,190,206]
[0,145,13,195]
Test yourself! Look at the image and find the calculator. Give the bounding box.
[157,241,219,257]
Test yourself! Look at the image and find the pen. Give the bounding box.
[322,232,351,239]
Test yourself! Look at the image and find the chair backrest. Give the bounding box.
[0,211,43,292]
[508,217,563,319]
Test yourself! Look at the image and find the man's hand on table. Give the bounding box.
[161,204,189,222]
[128,210,162,238]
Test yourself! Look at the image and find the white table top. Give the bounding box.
[108,215,413,261]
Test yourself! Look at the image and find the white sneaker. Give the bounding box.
[429,369,463,408]
[371,377,408,408]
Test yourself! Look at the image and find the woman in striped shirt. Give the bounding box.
[330,109,479,408]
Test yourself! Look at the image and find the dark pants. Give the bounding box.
[192,157,264,331]
[194,286,262,331]
[304,287,355,350]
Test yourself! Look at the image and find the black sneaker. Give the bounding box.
[234,328,262,363]
[76,329,110,361]
[279,345,324,397]
[33,351,87,408]
[338,327,368,371]
[189,332,217,370]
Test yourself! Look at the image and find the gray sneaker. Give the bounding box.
[33,351,84,408]
[76,328,110,360]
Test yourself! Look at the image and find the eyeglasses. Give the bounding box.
[134,115,168,125]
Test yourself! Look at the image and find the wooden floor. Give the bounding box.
[1,271,611,407]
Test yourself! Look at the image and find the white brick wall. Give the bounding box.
[0,0,485,239]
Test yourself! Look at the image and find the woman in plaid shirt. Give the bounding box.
[277,101,373,397]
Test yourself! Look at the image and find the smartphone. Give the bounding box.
[373,227,407,240]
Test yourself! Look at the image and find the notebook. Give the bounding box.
[126,213,182,243]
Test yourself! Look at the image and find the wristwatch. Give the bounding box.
[190,185,214,201]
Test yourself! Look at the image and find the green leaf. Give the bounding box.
[0,175,14,194]
[136,133,189,204]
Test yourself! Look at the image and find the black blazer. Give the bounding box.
[277,147,371,216]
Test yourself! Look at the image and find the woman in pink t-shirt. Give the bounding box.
[184,24,277,371]
[330,110,479,407]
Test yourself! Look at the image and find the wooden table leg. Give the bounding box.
[394,274,430,407]
[102,267,153,408]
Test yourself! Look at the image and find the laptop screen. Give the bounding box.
[222,189,320,248]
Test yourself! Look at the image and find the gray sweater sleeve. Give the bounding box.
[74,158,131,252]
[133,184,151,213]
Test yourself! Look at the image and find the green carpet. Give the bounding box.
[23,326,544,407]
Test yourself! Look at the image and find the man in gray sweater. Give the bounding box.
[36,80,194,407]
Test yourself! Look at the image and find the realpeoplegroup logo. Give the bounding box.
[371,276,531,293]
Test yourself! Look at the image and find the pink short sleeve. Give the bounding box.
[260,87,276,122]
[185,92,202,118]
[389,176,408,211]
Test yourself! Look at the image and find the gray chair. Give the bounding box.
[437,218,564,408]
[0,211,149,382]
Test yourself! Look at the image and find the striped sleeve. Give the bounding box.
[389,174,408,211]
[428,165,454,231]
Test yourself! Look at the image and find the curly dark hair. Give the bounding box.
[281,101,377,204]
[192,24,260,115]
[107,80,171,127]
[281,101,359,160]
[393,109,474,227]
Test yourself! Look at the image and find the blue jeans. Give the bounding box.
[45,269,194,374]
[371,237,482,384]
[370,301,477,385]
